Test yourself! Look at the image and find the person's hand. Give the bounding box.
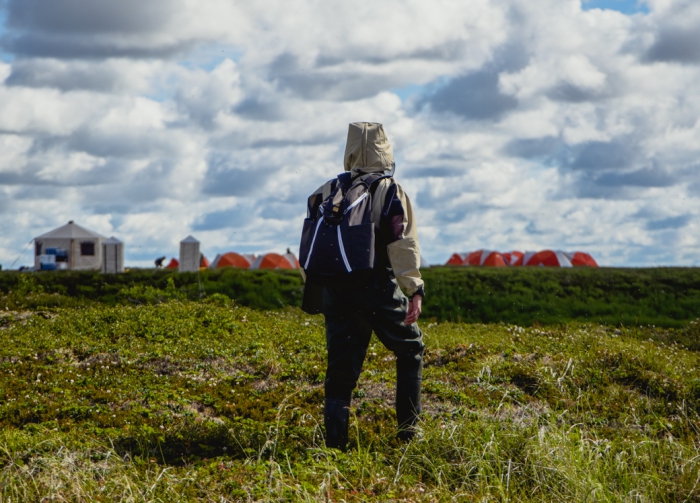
[404,295,422,325]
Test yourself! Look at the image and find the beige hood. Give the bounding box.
[343,122,395,176]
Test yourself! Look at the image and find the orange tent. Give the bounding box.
[566,251,598,267]
[165,258,179,269]
[482,252,508,267]
[252,252,298,269]
[200,255,209,268]
[465,251,482,266]
[446,253,469,266]
[503,251,524,266]
[525,250,572,267]
[465,249,508,267]
[215,252,254,269]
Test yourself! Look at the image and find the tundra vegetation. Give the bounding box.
[0,271,699,501]
[1,266,699,327]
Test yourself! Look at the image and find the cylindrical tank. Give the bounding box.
[179,235,200,272]
[102,236,124,274]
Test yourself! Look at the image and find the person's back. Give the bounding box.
[300,122,425,449]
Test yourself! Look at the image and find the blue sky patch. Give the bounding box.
[581,0,649,15]
[389,83,426,102]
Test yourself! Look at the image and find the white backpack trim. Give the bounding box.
[337,226,352,272]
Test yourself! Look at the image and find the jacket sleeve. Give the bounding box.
[381,182,425,298]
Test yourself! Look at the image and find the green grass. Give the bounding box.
[3,266,700,327]
[2,299,700,501]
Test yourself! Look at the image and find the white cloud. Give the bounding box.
[1,0,700,269]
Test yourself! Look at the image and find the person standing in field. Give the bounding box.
[299,122,425,450]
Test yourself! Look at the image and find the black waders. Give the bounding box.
[321,274,424,448]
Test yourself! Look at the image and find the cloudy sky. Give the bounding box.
[0,0,698,268]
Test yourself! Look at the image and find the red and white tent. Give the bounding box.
[210,252,257,269]
[465,249,508,267]
[503,251,524,266]
[446,253,470,266]
[524,250,572,267]
[565,251,598,267]
[251,252,299,270]
[447,249,598,267]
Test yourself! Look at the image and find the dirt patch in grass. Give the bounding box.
[186,401,225,425]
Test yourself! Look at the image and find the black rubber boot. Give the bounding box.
[396,349,423,441]
[324,398,350,450]
[396,378,421,440]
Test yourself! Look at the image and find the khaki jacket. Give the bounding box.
[303,122,424,298]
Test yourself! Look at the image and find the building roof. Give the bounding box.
[181,235,199,244]
[35,221,107,240]
[104,236,123,244]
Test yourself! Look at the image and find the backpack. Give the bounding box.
[299,172,390,287]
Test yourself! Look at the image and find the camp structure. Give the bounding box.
[447,249,596,267]
[165,258,179,269]
[524,250,572,267]
[210,252,256,269]
[467,249,508,267]
[565,251,598,267]
[446,253,469,266]
[503,251,524,266]
[446,250,505,267]
[34,221,107,271]
[102,237,124,274]
[446,250,507,267]
[179,235,200,272]
[251,252,299,270]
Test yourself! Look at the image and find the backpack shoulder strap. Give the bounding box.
[357,172,392,189]
[329,177,340,193]
[366,174,393,198]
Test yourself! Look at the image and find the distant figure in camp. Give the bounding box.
[154,256,166,268]
[299,122,424,450]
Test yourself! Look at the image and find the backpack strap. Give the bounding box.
[364,174,393,278]
[358,172,392,191]
[371,173,391,186]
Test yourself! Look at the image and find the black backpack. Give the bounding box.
[299,172,390,287]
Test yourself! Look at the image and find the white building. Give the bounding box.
[179,235,200,272]
[102,237,125,274]
[34,221,107,271]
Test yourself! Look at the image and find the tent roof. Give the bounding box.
[35,221,107,240]
[251,252,297,269]
[181,235,199,244]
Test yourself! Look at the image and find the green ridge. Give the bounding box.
[3,266,700,327]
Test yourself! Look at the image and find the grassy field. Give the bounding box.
[2,298,700,501]
[2,266,700,327]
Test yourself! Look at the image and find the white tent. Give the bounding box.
[34,221,106,271]
[102,236,124,274]
[179,235,200,272]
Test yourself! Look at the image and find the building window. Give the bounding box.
[80,242,95,256]
[35,241,42,256]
